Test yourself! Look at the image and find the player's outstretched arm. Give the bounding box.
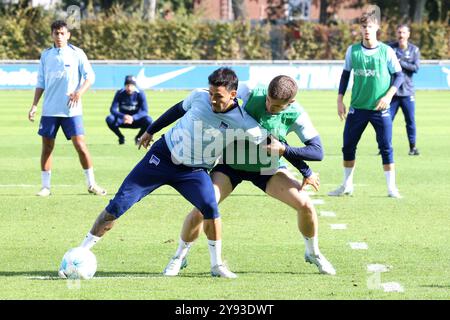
[138,132,153,150]
[283,136,324,162]
[264,136,314,179]
[301,171,320,191]
[137,101,186,150]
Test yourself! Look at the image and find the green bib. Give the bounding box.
[350,43,391,110]
[225,86,302,172]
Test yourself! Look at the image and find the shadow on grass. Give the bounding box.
[419,285,450,289]
[0,193,270,198]
[0,270,316,279]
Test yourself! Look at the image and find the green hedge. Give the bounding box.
[0,8,448,60]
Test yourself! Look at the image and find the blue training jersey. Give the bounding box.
[36,43,95,117]
[389,42,420,96]
[164,89,268,169]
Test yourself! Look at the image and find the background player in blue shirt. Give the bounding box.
[389,24,421,156]
[105,75,153,145]
[27,20,106,197]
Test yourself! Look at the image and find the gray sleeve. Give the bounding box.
[237,82,253,107]
[343,46,353,71]
[78,49,95,84]
[387,47,402,74]
[181,89,202,111]
[287,111,319,143]
[36,53,45,89]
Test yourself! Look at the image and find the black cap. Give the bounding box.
[124,75,137,86]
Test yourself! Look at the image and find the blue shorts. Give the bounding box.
[342,107,394,164]
[38,116,84,140]
[105,137,220,219]
[212,164,282,192]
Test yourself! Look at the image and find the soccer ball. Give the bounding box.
[58,247,97,280]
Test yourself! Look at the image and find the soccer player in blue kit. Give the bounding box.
[64,68,268,278]
[105,75,153,145]
[28,20,106,197]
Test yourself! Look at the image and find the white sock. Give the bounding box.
[384,170,397,191]
[303,236,320,256]
[41,170,51,189]
[80,232,101,250]
[174,238,193,259]
[208,239,222,267]
[343,167,355,189]
[84,168,96,187]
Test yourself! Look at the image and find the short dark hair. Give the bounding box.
[51,20,69,32]
[208,67,238,91]
[397,24,410,31]
[268,75,298,101]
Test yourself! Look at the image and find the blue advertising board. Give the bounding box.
[0,61,449,90]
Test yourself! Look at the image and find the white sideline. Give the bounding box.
[348,242,368,250]
[312,199,324,205]
[330,223,347,230]
[319,211,336,217]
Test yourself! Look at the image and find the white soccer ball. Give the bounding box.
[59,247,97,280]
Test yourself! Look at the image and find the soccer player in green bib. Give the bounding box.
[328,6,404,198]
[163,76,336,277]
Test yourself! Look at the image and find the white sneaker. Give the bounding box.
[211,264,237,279]
[88,184,107,196]
[36,187,51,197]
[305,252,336,275]
[388,189,402,198]
[328,185,353,196]
[163,256,188,276]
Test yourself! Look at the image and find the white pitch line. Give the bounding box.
[320,210,336,217]
[367,264,392,273]
[27,275,155,280]
[348,242,368,250]
[381,282,404,293]
[0,184,77,188]
[322,183,369,187]
[330,223,347,230]
[27,276,58,280]
[93,276,154,279]
[312,199,325,205]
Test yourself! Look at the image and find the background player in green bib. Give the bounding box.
[328,6,404,198]
[163,76,336,277]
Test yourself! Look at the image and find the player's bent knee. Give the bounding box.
[105,115,114,125]
[191,208,204,221]
[144,116,153,126]
[295,193,314,211]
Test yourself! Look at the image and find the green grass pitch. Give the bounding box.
[0,89,449,299]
